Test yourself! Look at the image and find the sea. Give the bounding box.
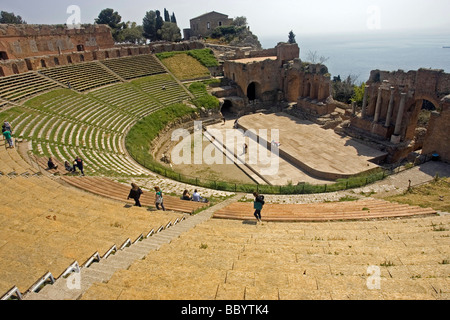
[259,31,450,84]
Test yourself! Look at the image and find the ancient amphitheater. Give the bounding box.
[0,24,449,303]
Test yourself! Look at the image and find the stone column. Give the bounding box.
[391,92,407,143]
[373,87,383,123]
[384,87,395,127]
[361,85,369,118]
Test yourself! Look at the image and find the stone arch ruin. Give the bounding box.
[348,68,450,162]
[247,81,261,101]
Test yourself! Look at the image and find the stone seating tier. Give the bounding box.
[213,200,437,222]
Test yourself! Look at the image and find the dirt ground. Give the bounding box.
[155,127,254,185]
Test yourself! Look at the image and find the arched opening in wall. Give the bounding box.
[54,57,60,66]
[92,52,97,60]
[105,51,110,59]
[80,54,85,62]
[116,50,121,58]
[0,51,8,60]
[410,98,441,152]
[25,59,33,71]
[127,48,132,56]
[221,99,234,117]
[0,67,4,77]
[67,56,73,64]
[40,60,47,68]
[12,64,19,75]
[247,82,260,101]
[77,44,85,51]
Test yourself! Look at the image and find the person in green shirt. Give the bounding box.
[2,130,13,148]
[154,186,166,211]
[253,192,265,223]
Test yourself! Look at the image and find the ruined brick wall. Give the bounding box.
[0,24,114,60]
[422,96,450,163]
[223,43,332,106]
[349,68,450,163]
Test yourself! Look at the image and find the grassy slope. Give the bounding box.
[383,177,450,212]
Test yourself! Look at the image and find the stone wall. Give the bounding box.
[349,68,450,163]
[0,24,114,60]
[187,12,233,39]
[422,96,450,162]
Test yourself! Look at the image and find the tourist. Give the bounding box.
[74,156,84,176]
[47,157,58,170]
[192,189,203,202]
[65,160,75,172]
[2,121,13,134]
[154,186,166,211]
[128,183,143,207]
[243,143,248,155]
[182,190,192,201]
[2,129,13,148]
[253,192,265,223]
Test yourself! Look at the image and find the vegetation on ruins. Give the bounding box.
[157,48,219,69]
[143,9,181,42]
[158,53,211,80]
[288,30,296,44]
[332,74,362,104]
[95,8,126,42]
[0,11,26,24]
[384,177,450,213]
[209,16,261,49]
[116,22,145,45]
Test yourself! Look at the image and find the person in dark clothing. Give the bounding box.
[74,156,84,176]
[47,157,58,170]
[182,190,192,201]
[2,121,12,134]
[253,192,265,223]
[128,183,143,207]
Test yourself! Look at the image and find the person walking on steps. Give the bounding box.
[253,192,265,223]
[74,156,84,176]
[154,186,166,211]
[128,183,143,207]
[2,129,14,148]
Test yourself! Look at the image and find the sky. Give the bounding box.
[2,0,450,46]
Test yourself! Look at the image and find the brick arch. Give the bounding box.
[412,94,441,112]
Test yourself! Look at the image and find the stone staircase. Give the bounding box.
[22,194,244,300]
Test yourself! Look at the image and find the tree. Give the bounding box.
[288,30,296,44]
[333,74,360,104]
[232,16,248,27]
[158,22,181,42]
[0,11,26,24]
[95,8,125,41]
[155,10,164,40]
[170,13,177,25]
[306,50,329,64]
[164,9,170,22]
[117,22,145,45]
[351,82,366,107]
[143,10,157,41]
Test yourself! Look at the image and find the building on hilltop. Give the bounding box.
[184,11,233,40]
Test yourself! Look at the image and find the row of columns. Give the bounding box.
[358,85,408,142]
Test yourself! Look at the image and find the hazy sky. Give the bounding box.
[2,0,450,40]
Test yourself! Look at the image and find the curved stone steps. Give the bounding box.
[213,200,437,222]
